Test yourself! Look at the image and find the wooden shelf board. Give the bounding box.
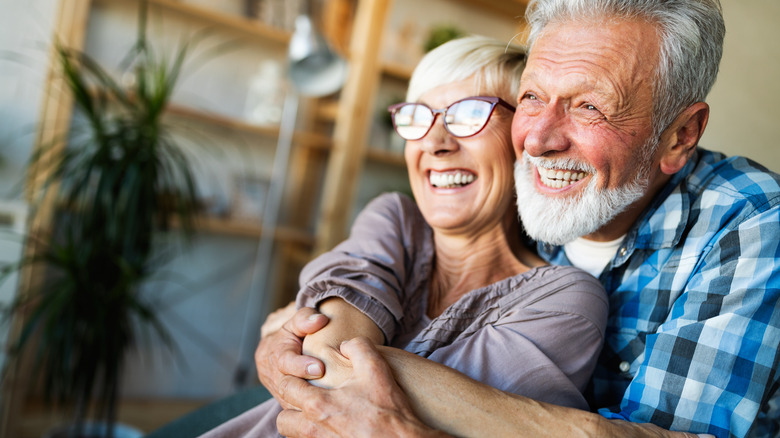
[315,99,340,122]
[166,104,279,137]
[106,0,292,44]
[453,0,528,18]
[192,216,314,246]
[165,104,332,150]
[365,147,406,167]
[380,61,414,81]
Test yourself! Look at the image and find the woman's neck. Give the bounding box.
[427,218,538,317]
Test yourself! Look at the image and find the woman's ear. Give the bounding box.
[658,102,710,175]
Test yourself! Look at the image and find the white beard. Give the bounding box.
[514,151,651,245]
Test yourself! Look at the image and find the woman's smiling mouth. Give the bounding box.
[429,170,476,188]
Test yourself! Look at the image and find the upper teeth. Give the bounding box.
[538,167,587,189]
[430,171,475,188]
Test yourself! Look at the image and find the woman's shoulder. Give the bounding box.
[503,265,608,320]
[366,192,420,216]
[531,264,603,283]
[360,192,428,235]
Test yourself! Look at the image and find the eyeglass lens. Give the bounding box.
[393,99,496,140]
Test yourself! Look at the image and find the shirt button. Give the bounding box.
[619,361,631,373]
[619,247,627,257]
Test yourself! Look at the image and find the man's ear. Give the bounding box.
[658,102,710,175]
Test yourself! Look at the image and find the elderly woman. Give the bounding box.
[201,36,607,437]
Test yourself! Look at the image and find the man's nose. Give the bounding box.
[522,105,570,157]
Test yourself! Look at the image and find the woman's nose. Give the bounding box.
[419,116,458,155]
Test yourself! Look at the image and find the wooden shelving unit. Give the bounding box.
[3,1,530,436]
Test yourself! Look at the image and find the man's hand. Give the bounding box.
[260,300,297,338]
[301,297,385,388]
[276,337,448,438]
[255,306,329,408]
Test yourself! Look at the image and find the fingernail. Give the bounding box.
[307,313,323,321]
[306,363,323,377]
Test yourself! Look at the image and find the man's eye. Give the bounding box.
[584,104,598,111]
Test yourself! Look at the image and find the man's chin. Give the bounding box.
[517,204,600,245]
[514,165,647,246]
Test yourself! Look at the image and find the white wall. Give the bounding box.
[0,0,58,405]
[0,0,58,198]
[700,0,780,173]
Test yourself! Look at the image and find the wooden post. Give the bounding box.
[314,0,391,255]
[0,0,93,436]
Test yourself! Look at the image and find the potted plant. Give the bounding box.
[422,24,465,53]
[1,2,204,436]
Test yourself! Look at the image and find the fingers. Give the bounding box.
[277,374,323,411]
[261,301,297,338]
[339,337,394,383]
[277,409,327,438]
[256,328,325,382]
[275,338,325,380]
[285,306,330,338]
[275,376,341,438]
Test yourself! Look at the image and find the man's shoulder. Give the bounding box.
[685,148,780,211]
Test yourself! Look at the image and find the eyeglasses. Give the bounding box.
[387,96,515,141]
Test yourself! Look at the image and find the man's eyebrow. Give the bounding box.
[518,71,534,84]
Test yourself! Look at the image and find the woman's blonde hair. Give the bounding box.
[406,35,526,103]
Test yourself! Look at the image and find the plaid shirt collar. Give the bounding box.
[538,149,699,269]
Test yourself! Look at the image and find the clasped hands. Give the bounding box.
[254,302,439,438]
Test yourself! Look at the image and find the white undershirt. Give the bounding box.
[563,235,626,278]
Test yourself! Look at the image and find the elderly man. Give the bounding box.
[257,0,780,436]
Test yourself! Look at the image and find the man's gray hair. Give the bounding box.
[524,0,725,137]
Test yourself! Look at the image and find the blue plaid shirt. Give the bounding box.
[538,148,780,438]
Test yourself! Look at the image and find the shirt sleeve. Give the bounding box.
[601,206,780,437]
[296,192,431,342]
[418,267,608,410]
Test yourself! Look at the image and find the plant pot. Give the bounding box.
[44,422,143,438]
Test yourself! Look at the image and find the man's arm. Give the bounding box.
[380,346,718,437]
[276,336,708,438]
[261,309,709,437]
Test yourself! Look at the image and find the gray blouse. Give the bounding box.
[297,193,608,409]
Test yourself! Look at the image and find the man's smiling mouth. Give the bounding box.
[537,167,588,189]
